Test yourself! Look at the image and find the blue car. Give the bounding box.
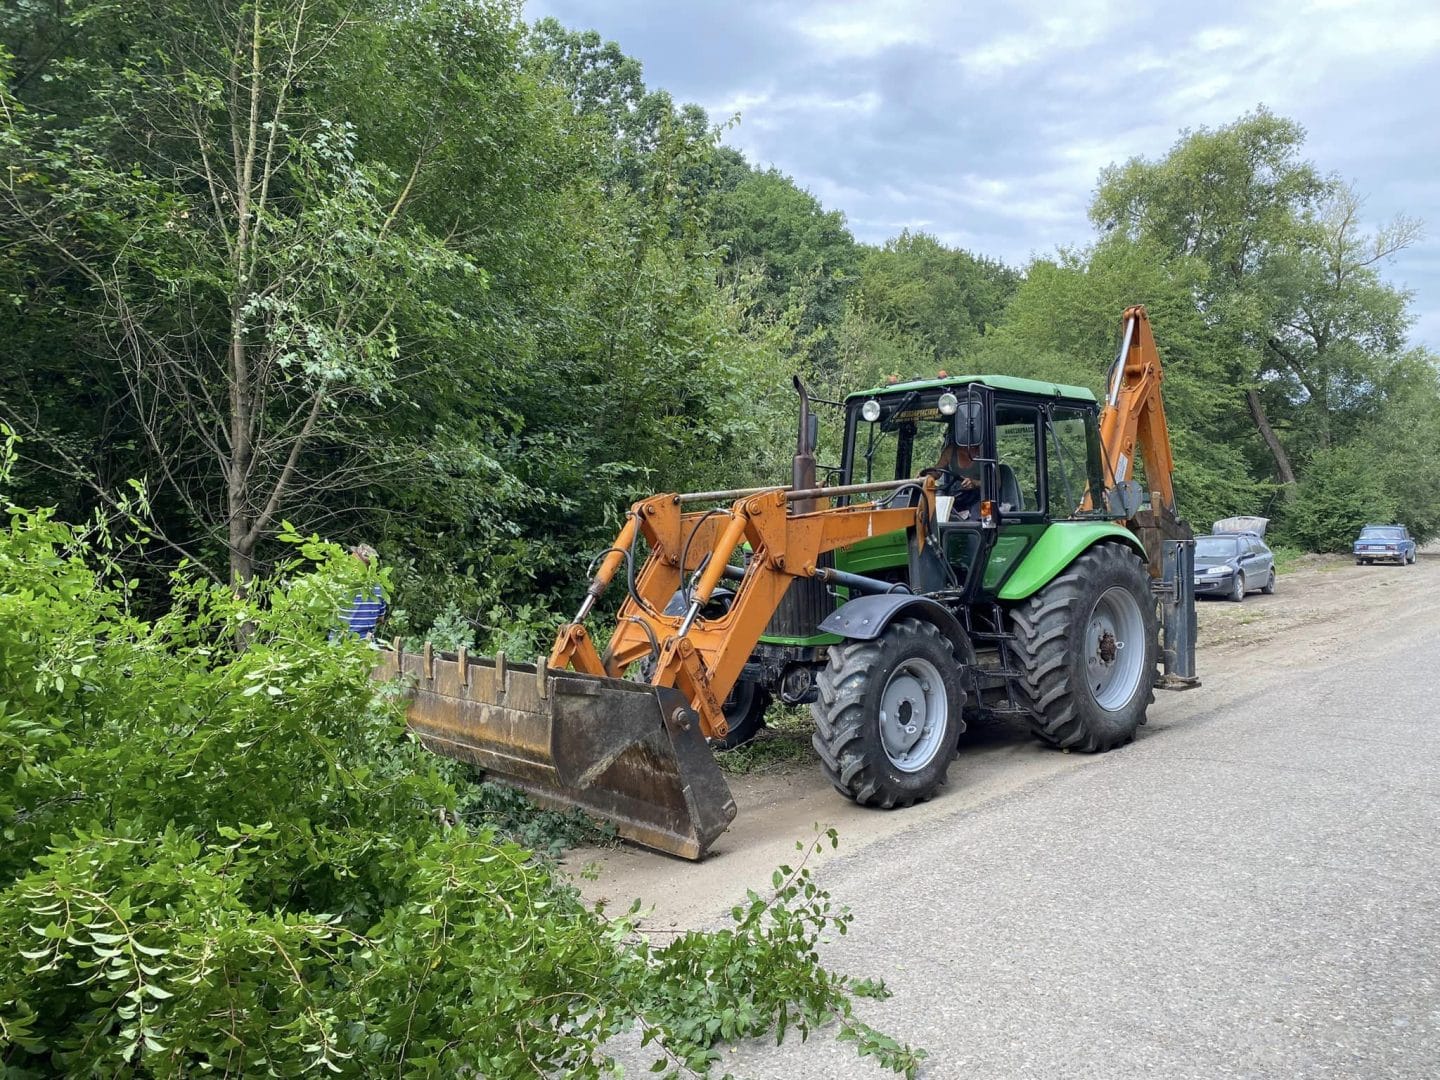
[1353,524,1417,565]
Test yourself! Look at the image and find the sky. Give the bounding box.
[524,0,1440,351]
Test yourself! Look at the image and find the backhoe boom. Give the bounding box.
[1100,305,1179,519]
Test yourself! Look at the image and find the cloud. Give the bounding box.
[956,0,1115,78]
[783,0,936,58]
[525,0,1440,350]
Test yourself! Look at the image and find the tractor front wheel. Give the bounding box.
[714,680,771,750]
[1011,543,1157,753]
[811,618,966,808]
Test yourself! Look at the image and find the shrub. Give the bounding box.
[1279,447,1399,552]
[0,503,921,1076]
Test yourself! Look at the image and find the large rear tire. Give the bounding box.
[811,618,966,808]
[1010,543,1158,753]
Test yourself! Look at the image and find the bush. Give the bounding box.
[1279,447,1400,552]
[0,503,922,1077]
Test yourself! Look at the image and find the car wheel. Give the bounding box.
[1261,570,1276,595]
[1229,573,1245,602]
[1408,550,1417,565]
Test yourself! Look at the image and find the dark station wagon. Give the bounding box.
[1353,524,1417,566]
[1193,518,1276,602]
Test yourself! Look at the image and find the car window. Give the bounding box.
[1196,537,1238,559]
[1360,527,1405,540]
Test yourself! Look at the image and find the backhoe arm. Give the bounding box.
[1099,305,1178,517]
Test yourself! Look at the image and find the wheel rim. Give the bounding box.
[878,657,948,773]
[1086,586,1146,711]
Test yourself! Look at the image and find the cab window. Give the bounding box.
[1045,406,1104,518]
[994,404,1041,513]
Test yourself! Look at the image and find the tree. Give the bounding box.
[1,0,472,584]
[854,231,1018,365]
[1261,184,1421,451]
[1090,107,1330,490]
[708,160,859,334]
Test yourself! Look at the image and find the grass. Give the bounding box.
[716,703,817,775]
[1269,543,1305,573]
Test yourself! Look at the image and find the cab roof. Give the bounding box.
[846,374,1098,403]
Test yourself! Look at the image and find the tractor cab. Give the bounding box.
[831,375,1115,601]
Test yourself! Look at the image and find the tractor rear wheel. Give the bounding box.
[1011,543,1157,753]
[811,617,966,808]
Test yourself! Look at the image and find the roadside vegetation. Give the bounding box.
[0,460,923,1076]
[716,707,818,776]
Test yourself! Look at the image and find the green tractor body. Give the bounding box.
[722,374,1193,773]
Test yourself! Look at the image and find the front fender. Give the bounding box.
[997,523,1146,601]
[818,594,975,664]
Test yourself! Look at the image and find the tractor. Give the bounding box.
[379,306,1198,859]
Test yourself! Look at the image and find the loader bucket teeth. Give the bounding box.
[377,647,738,860]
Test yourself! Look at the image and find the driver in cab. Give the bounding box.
[919,430,982,519]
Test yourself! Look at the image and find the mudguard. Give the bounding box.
[818,594,974,663]
[996,523,1145,601]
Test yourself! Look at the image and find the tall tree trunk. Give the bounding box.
[1246,389,1297,495]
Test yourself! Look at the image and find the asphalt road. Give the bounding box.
[709,560,1440,1078]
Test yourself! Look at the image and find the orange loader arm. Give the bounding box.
[549,481,932,743]
[1099,305,1178,518]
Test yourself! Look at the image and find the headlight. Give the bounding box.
[861,398,881,422]
[938,392,959,416]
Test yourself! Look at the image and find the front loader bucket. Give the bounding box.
[376,647,737,860]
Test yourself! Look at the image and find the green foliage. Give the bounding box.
[1281,446,1399,552]
[0,500,922,1076]
[855,231,1018,365]
[453,779,615,858]
[1268,543,1304,573]
[708,157,859,339]
[716,706,817,776]
[637,830,926,1077]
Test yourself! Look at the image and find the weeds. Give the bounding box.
[717,705,816,775]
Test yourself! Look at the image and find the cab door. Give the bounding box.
[976,396,1049,597]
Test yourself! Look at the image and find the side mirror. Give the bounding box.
[952,398,985,447]
[806,413,819,454]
